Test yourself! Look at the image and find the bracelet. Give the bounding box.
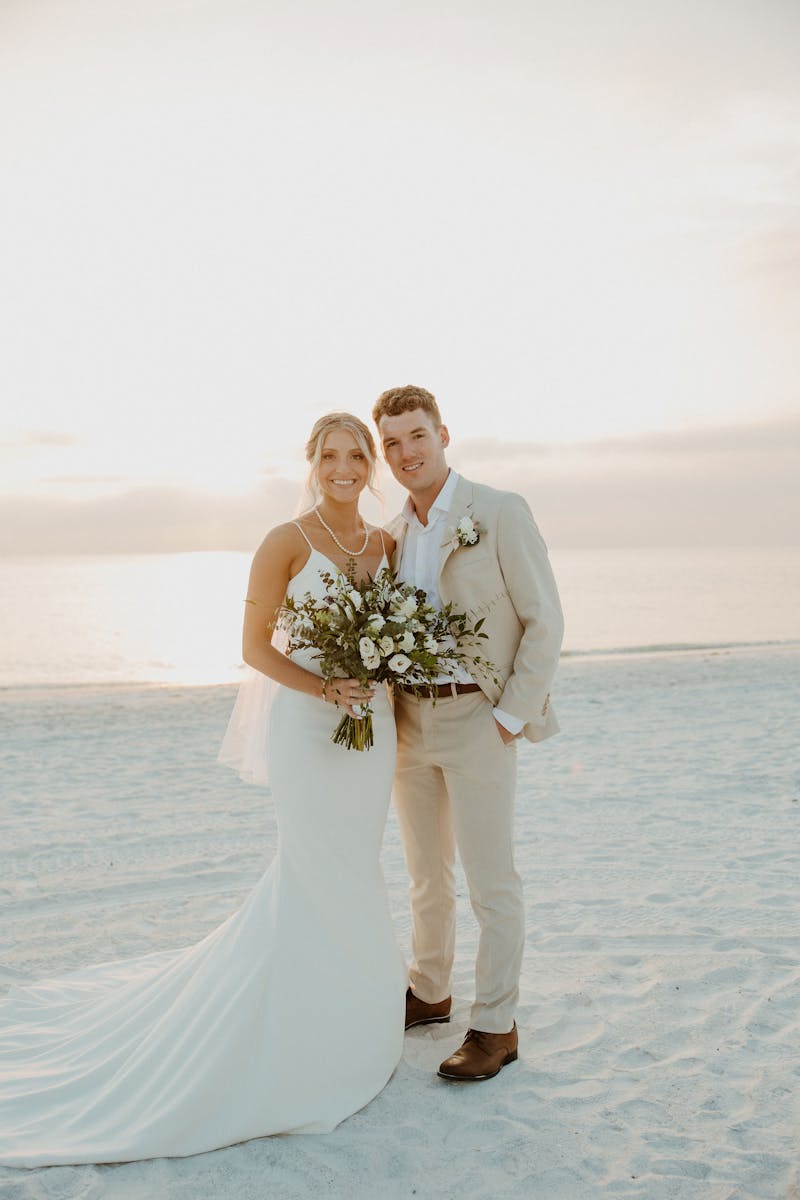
[321,678,328,702]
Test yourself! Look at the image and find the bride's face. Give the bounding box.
[316,429,371,503]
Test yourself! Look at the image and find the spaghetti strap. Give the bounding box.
[292,521,314,549]
[377,526,387,557]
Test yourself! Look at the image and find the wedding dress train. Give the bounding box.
[0,551,405,1167]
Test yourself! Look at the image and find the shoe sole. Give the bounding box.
[404,1014,451,1031]
[437,1049,518,1081]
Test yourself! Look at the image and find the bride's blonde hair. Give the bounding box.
[299,412,381,511]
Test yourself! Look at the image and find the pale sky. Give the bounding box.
[1,0,798,550]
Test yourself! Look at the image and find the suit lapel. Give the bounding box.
[438,476,475,578]
[393,516,410,571]
[387,513,408,571]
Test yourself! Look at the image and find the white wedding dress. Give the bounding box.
[0,549,405,1168]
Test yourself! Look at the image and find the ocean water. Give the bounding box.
[0,547,798,688]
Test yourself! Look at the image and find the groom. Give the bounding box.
[373,385,564,1081]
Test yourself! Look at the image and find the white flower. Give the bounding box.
[388,653,412,675]
[379,635,395,656]
[424,634,438,652]
[398,630,415,652]
[329,602,342,617]
[446,512,482,550]
[359,637,380,669]
[348,589,363,610]
[397,595,417,619]
[368,613,385,631]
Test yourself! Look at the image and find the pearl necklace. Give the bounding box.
[314,507,370,556]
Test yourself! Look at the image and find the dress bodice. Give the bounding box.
[286,547,387,600]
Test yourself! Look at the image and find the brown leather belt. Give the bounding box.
[398,682,483,700]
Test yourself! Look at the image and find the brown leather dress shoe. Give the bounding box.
[437,1024,518,1080]
[404,987,452,1031]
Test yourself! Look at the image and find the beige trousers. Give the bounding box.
[393,688,524,1034]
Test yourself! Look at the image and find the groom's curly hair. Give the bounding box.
[372,385,442,428]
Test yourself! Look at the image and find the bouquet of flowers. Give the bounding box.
[280,566,497,751]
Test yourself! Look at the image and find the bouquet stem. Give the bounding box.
[331,711,374,752]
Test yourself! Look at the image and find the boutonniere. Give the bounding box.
[444,514,482,553]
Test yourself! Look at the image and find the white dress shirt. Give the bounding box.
[397,471,524,736]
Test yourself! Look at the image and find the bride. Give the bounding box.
[0,412,406,1168]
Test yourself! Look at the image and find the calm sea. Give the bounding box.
[1,548,798,688]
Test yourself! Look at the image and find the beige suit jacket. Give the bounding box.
[390,476,564,743]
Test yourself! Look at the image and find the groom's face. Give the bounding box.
[378,408,450,495]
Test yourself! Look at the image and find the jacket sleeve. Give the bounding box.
[495,492,564,729]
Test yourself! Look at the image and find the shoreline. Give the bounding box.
[2,637,798,697]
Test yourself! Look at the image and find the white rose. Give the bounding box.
[398,595,417,619]
[424,635,438,652]
[457,517,474,538]
[348,589,363,610]
[368,613,385,631]
[359,636,378,667]
[398,630,415,652]
[388,653,412,675]
[379,635,395,656]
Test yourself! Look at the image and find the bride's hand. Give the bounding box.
[323,678,376,717]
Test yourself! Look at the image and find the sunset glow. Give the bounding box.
[1,0,798,552]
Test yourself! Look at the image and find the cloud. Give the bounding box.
[0,430,79,450]
[2,422,798,554]
[450,416,800,548]
[456,415,800,461]
[740,223,800,293]
[43,475,124,486]
[28,431,78,446]
[0,480,301,555]
[610,418,800,456]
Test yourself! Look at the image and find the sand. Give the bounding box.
[1,644,798,1199]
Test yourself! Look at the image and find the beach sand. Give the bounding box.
[1,645,798,1199]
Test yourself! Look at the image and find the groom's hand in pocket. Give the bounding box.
[494,719,516,746]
